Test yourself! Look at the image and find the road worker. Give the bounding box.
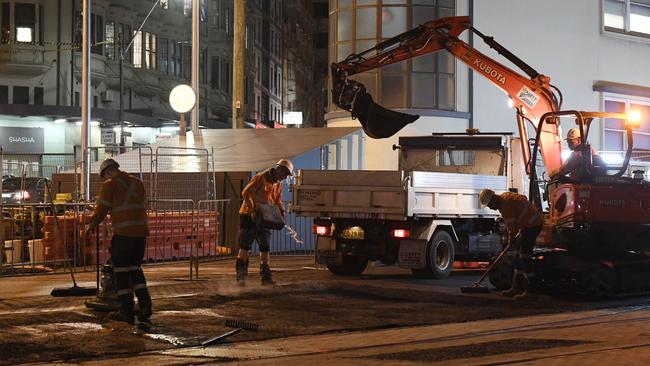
[235,159,293,285]
[480,189,543,300]
[551,128,607,181]
[87,158,152,324]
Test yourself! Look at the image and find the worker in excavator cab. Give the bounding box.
[480,189,543,300]
[551,128,607,182]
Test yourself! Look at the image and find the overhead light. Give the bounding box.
[53,119,66,124]
[75,121,82,126]
[507,98,515,109]
[90,121,100,126]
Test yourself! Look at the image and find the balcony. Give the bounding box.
[0,43,48,76]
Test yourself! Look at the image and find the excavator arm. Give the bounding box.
[331,16,563,174]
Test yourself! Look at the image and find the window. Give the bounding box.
[200,49,207,84]
[13,86,29,104]
[0,85,8,104]
[14,3,36,43]
[159,38,168,74]
[74,12,104,54]
[211,56,220,89]
[184,0,192,16]
[182,45,191,80]
[34,87,43,105]
[144,32,157,70]
[105,22,115,60]
[1,4,9,43]
[133,31,143,68]
[604,0,650,38]
[604,96,650,151]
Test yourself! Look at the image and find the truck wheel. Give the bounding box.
[411,230,455,279]
[581,265,616,299]
[327,254,368,276]
[488,253,515,291]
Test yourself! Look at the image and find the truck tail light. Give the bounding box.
[313,225,329,235]
[392,229,410,238]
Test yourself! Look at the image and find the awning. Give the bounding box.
[98,127,361,173]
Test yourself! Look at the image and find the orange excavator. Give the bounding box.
[331,16,650,296]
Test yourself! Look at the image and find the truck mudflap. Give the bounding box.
[316,236,339,266]
[398,239,428,269]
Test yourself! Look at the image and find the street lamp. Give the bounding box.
[169,84,196,138]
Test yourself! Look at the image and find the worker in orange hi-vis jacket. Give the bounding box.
[86,158,152,324]
[235,159,293,286]
[480,189,543,300]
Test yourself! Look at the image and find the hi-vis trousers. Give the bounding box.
[111,235,152,318]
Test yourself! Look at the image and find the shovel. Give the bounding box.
[460,239,513,294]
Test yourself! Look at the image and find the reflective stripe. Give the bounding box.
[114,219,149,229]
[133,283,147,290]
[116,289,133,296]
[113,266,131,273]
[129,265,142,271]
[112,204,145,213]
[98,199,112,207]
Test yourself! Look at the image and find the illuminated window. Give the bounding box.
[604,96,650,151]
[604,0,650,38]
[133,31,143,68]
[16,27,32,42]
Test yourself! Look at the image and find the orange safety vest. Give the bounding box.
[91,171,149,237]
[239,169,284,217]
[498,192,543,234]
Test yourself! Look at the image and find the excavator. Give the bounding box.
[331,16,650,297]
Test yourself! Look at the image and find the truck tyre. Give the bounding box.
[411,230,455,279]
[488,253,515,291]
[327,254,368,276]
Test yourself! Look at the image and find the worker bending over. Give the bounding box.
[480,189,543,300]
[551,128,607,181]
[235,159,293,285]
[87,159,152,324]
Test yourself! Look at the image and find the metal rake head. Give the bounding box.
[225,319,259,331]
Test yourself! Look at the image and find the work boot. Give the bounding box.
[135,288,153,323]
[502,272,525,298]
[235,258,249,285]
[260,263,275,286]
[513,274,534,300]
[109,311,135,325]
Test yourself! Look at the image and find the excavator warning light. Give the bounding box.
[628,111,642,128]
[507,98,515,109]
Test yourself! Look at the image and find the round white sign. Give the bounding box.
[169,84,196,113]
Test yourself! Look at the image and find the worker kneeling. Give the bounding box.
[235,159,293,286]
[480,189,543,300]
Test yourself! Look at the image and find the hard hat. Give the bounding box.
[100,158,119,177]
[566,128,581,140]
[275,159,294,176]
[479,189,496,206]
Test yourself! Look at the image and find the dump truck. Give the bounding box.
[291,133,530,278]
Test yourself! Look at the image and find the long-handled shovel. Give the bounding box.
[48,182,97,297]
[460,240,512,294]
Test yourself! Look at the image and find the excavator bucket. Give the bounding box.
[352,90,420,139]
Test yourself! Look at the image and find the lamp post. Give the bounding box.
[81,0,91,200]
[170,84,196,138]
[191,0,200,135]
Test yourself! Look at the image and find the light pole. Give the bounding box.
[191,0,200,135]
[81,0,91,200]
[169,84,196,138]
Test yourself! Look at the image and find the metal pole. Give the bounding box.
[81,0,91,201]
[191,0,200,135]
[233,0,245,129]
[119,36,125,152]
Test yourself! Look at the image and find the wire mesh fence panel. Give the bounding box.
[147,200,196,270]
[196,200,231,258]
[154,147,214,201]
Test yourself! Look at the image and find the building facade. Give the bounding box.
[326,0,650,172]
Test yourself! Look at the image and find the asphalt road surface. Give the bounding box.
[2,256,650,365]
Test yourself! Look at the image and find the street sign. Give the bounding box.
[100,128,115,145]
[283,111,303,125]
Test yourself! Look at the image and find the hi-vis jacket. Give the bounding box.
[239,169,284,217]
[90,171,149,237]
[498,192,543,234]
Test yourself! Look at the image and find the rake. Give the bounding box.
[202,319,260,346]
[460,240,512,294]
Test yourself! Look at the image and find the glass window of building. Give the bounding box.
[13,86,29,104]
[159,38,168,74]
[330,0,456,112]
[133,31,143,68]
[105,21,115,60]
[14,3,35,43]
[604,96,650,151]
[604,0,650,38]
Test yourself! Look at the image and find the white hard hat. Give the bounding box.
[566,128,580,140]
[275,159,294,176]
[100,158,119,177]
[479,189,496,206]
